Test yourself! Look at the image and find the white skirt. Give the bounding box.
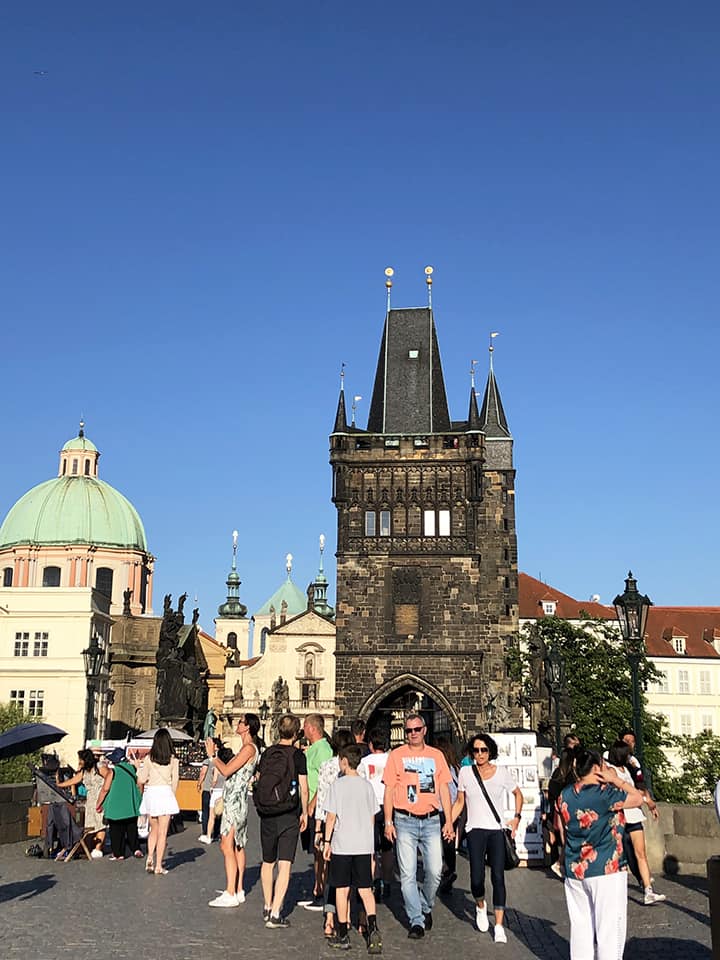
[140,785,180,817]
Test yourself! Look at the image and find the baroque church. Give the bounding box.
[330,275,521,743]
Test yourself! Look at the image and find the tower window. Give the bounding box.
[2,567,12,587]
[84,459,90,475]
[62,460,67,475]
[423,509,451,537]
[42,566,61,588]
[364,511,391,537]
[227,632,238,650]
[72,459,78,475]
[95,567,114,598]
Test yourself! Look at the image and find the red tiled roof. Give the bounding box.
[518,573,615,620]
[519,573,720,660]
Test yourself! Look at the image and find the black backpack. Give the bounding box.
[253,745,297,816]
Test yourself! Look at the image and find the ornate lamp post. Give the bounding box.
[544,646,566,756]
[259,699,270,746]
[82,635,104,743]
[613,571,652,775]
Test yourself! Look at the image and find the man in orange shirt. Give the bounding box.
[382,713,454,939]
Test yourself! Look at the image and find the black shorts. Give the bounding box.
[374,811,393,852]
[260,813,300,864]
[301,813,316,854]
[328,853,373,890]
[625,821,643,834]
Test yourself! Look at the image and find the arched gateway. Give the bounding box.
[330,291,523,739]
[360,674,464,748]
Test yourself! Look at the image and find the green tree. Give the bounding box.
[0,702,41,784]
[664,731,720,804]
[515,617,672,796]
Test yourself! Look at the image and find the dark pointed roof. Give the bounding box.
[467,387,481,432]
[367,308,451,434]
[332,387,348,434]
[479,368,511,438]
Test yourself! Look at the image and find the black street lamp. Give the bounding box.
[259,699,270,746]
[544,646,566,756]
[613,571,652,776]
[82,635,104,743]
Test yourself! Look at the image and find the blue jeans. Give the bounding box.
[394,812,443,928]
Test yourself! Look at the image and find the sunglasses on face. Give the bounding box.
[473,747,490,754]
[405,726,424,734]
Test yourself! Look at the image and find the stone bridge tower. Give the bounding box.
[330,281,521,743]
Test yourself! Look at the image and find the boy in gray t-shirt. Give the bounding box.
[324,744,382,954]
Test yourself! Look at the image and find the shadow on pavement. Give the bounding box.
[505,907,568,958]
[626,936,711,959]
[0,875,57,903]
[658,875,710,928]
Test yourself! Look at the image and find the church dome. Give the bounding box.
[0,428,147,551]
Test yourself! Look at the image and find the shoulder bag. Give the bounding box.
[471,765,520,870]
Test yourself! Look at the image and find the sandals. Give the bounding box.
[154,867,169,875]
[145,856,154,873]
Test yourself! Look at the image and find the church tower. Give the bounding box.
[330,272,520,742]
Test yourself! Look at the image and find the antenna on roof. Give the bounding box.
[385,267,394,312]
[489,332,499,372]
[425,265,434,309]
[351,395,362,427]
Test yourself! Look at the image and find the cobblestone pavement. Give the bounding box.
[0,813,710,960]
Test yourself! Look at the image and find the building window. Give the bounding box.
[654,671,669,694]
[702,714,714,732]
[542,601,557,616]
[62,460,67,475]
[84,459,90,475]
[301,682,318,707]
[95,567,114,598]
[72,458,78,475]
[227,631,237,650]
[33,632,48,657]
[673,636,686,655]
[680,714,692,736]
[700,670,711,695]
[3,567,12,587]
[365,510,391,537]
[42,566,61,588]
[678,669,690,694]
[423,508,451,537]
[14,632,29,657]
[27,690,44,717]
[10,690,25,710]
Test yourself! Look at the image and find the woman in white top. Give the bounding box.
[606,740,665,905]
[451,734,523,945]
[137,729,180,875]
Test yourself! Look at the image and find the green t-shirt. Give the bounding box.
[103,761,142,820]
[306,737,333,801]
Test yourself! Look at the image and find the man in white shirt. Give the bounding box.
[359,730,394,898]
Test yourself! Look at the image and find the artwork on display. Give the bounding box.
[493,731,543,862]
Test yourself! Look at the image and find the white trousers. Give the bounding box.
[564,872,627,960]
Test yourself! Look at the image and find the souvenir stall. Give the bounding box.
[492,731,544,864]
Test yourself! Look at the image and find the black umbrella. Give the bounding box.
[0,722,67,760]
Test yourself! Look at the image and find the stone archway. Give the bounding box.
[359,673,465,748]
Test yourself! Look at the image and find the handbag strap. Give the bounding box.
[471,764,502,824]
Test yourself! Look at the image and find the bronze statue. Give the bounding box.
[122,588,133,617]
[155,592,208,737]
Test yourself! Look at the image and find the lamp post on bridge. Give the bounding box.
[613,570,652,777]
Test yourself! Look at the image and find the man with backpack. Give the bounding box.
[254,713,308,928]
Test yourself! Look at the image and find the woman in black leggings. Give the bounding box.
[451,734,523,944]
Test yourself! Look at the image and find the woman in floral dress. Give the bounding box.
[207,713,261,908]
[557,748,644,960]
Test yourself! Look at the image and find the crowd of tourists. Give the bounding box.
[54,716,667,958]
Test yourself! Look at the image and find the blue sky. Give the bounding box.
[2,2,719,623]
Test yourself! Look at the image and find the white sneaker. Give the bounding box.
[90,849,103,859]
[644,889,666,905]
[198,835,212,845]
[476,904,489,932]
[236,890,246,904]
[209,891,239,908]
[494,925,507,944]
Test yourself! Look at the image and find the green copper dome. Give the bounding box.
[0,476,147,551]
[255,577,307,618]
[62,433,98,453]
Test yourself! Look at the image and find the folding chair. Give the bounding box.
[64,828,98,862]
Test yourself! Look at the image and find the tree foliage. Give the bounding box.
[515,617,672,796]
[663,731,720,805]
[0,702,41,784]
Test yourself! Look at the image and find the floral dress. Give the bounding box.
[220,745,259,849]
[82,770,105,832]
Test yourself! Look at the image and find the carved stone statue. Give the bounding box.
[202,708,217,739]
[233,680,243,706]
[122,588,133,617]
[155,592,208,737]
[307,582,315,610]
